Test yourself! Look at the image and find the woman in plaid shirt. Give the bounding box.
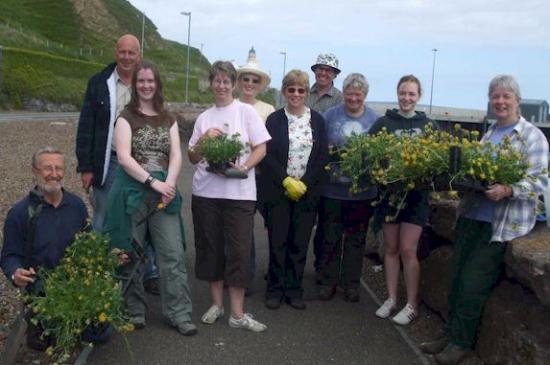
[423,75,549,364]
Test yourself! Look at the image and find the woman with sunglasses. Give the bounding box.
[237,47,275,122]
[258,69,328,310]
[236,47,275,296]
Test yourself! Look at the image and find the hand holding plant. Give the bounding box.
[25,231,133,362]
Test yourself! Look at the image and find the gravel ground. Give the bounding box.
[0,118,86,364]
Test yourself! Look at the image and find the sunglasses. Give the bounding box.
[286,87,306,95]
[242,76,261,84]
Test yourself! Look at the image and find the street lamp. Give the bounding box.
[279,51,287,106]
[181,11,191,104]
[429,48,438,115]
[140,11,145,57]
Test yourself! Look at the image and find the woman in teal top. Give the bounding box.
[103,60,196,336]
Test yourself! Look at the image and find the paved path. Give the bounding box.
[86,150,424,365]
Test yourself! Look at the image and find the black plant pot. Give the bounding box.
[206,161,232,174]
[81,323,113,344]
[452,176,488,192]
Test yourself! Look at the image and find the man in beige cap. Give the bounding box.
[307,53,343,114]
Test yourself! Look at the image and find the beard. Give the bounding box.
[37,178,63,194]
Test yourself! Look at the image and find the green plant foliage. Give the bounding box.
[1,47,103,108]
[0,0,81,48]
[25,231,133,362]
[0,0,212,108]
[200,133,245,164]
[257,88,277,107]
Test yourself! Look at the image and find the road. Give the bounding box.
[85,151,425,365]
[0,112,79,122]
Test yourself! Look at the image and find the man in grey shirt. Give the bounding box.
[306,53,343,114]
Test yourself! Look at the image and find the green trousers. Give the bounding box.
[122,191,193,326]
[447,217,507,349]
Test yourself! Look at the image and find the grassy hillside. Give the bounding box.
[0,0,212,109]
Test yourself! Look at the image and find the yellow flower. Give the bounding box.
[448,191,459,199]
[46,346,54,356]
[98,312,107,322]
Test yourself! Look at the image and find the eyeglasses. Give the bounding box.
[286,87,306,95]
[242,76,261,84]
[315,66,334,74]
[212,78,233,86]
[34,166,65,174]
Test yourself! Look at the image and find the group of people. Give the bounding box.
[1,33,548,365]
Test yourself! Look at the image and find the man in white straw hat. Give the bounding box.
[307,53,343,114]
[237,47,276,296]
[237,47,276,122]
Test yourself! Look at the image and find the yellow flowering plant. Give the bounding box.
[25,231,133,362]
[455,132,529,187]
[329,123,530,221]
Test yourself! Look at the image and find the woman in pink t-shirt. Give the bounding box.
[188,61,271,332]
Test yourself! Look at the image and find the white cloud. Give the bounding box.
[129,0,550,109]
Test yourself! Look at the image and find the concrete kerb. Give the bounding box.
[73,343,94,365]
[360,278,432,365]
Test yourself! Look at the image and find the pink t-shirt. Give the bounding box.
[189,100,271,201]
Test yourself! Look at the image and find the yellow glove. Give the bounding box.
[282,177,307,201]
[296,180,307,195]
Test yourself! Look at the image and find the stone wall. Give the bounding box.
[369,199,550,364]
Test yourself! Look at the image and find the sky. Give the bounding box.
[128,0,550,111]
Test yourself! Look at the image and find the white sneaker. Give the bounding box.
[201,305,224,324]
[391,304,417,325]
[228,313,267,332]
[375,298,396,318]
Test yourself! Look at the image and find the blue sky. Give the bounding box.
[128,0,550,110]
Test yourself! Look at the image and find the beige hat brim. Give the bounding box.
[237,67,271,91]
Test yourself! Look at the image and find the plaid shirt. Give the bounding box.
[306,83,343,114]
[462,117,548,242]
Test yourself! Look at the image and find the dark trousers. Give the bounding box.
[318,197,373,290]
[312,210,324,271]
[265,198,317,300]
[446,217,507,349]
[192,196,255,287]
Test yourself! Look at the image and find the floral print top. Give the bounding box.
[119,109,174,172]
[285,107,313,179]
